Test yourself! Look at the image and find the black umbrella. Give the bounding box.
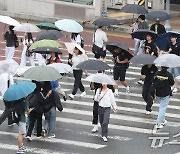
[146,11,170,21]
[120,4,148,14]
[36,30,64,41]
[76,60,111,71]
[92,18,119,27]
[130,54,156,65]
[33,46,62,54]
[106,42,134,60]
[131,29,158,40]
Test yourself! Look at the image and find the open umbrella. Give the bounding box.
[3,81,36,101]
[29,40,61,51]
[16,66,33,76]
[154,54,180,68]
[146,11,170,22]
[36,22,60,30]
[76,59,111,71]
[33,47,62,54]
[0,59,19,75]
[176,75,180,80]
[92,18,119,27]
[55,19,83,33]
[13,23,41,33]
[23,65,61,81]
[130,54,156,65]
[105,42,134,60]
[36,30,64,41]
[131,29,158,40]
[48,63,73,73]
[0,15,20,26]
[120,4,148,14]
[65,42,85,54]
[84,73,116,85]
[155,32,180,50]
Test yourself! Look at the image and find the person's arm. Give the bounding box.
[103,32,108,42]
[116,58,128,64]
[168,73,175,86]
[109,90,117,112]
[3,32,8,40]
[141,66,146,80]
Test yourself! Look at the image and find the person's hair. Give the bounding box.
[138,15,145,20]
[9,25,14,34]
[146,32,152,38]
[98,26,103,28]
[98,70,105,73]
[170,33,177,39]
[71,33,79,41]
[161,66,168,73]
[75,47,82,55]
[27,33,34,42]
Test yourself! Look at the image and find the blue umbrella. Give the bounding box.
[55,19,83,33]
[3,81,36,101]
[155,32,180,50]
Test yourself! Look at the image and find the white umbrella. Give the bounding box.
[154,54,180,68]
[0,59,19,76]
[84,73,116,85]
[0,15,20,26]
[16,66,34,76]
[176,75,180,80]
[13,23,41,33]
[65,42,85,55]
[48,63,73,73]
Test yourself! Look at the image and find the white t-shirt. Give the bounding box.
[93,29,108,48]
[72,54,85,70]
[71,34,81,45]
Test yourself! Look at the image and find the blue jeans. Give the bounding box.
[44,107,56,136]
[156,96,170,124]
[168,67,180,78]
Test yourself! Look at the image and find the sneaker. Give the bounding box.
[8,123,16,127]
[92,125,98,133]
[152,124,164,134]
[36,136,42,139]
[41,129,46,137]
[80,91,86,97]
[69,94,75,100]
[126,86,130,93]
[48,134,56,139]
[26,136,32,141]
[63,92,67,101]
[137,80,144,85]
[114,92,119,96]
[161,120,167,126]
[145,111,151,115]
[172,88,178,93]
[17,148,26,154]
[102,136,107,142]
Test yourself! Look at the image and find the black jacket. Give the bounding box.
[152,70,174,97]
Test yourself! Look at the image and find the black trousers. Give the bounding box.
[92,101,99,125]
[142,83,153,112]
[27,110,42,137]
[72,70,85,95]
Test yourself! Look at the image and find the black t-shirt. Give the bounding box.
[166,42,180,56]
[141,65,158,84]
[150,23,166,35]
[114,50,129,67]
[144,41,158,57]
[4,31,17,47]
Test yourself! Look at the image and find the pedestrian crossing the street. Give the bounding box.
[0,51,180,153]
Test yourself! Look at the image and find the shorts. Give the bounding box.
[113,66,126,81]
[19,122,26,135]
[92,44,106,59]
[168,67,180,78]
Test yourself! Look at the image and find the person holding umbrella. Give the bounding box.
[68,46,86,99]
[3,25,18,59]
[20,32,35,67]
[46,52,62,64]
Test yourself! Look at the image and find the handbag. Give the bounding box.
[95,89,109,102]
[92,29,103,55]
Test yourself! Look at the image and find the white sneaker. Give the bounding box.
[26,136,32,141]
[80,91,86,97]
[172,88,178,93]
[126,86,130,93]
[145,111,151,115]
[69,94,75,100]
[92,125,98,133]
[102,136,107,142]
[152,124,164,134]
[161,120,167,126]
[137,80,144,85]
[114,92,119,96]
[48,134,56,139]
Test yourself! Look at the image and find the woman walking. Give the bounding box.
[94,83,117,142]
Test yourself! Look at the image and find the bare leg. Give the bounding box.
[17,134,24,147]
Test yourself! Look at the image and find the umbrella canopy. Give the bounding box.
[154,54,180,68]
[33,47,62,54]
[55,19,83,33]
[105,42,134,60]
[29,40,61,51]
[36,22,59,30]
[155,32,180,50]
[146,11,170,21]
[0,59,19,75]
[65,42,85,54]
[23,65,62,81]
[92,18,119,27]
[120,4,148,14]
[176,75,180,80]
[0,15,20,26]
[84,73,116,85]
[13,23,41,33]
[36,30,64,41]
[131,29,158,40]
[3,81,36,101]
[76,59,111,71]
[48,63,73,73]
[16,66,33,76]
[130,54,156,65]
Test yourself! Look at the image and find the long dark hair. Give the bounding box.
[9,26,14,34]
[71,33,79,41]
[27,33,34,42]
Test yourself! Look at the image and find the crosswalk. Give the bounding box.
[0,51,180,153]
